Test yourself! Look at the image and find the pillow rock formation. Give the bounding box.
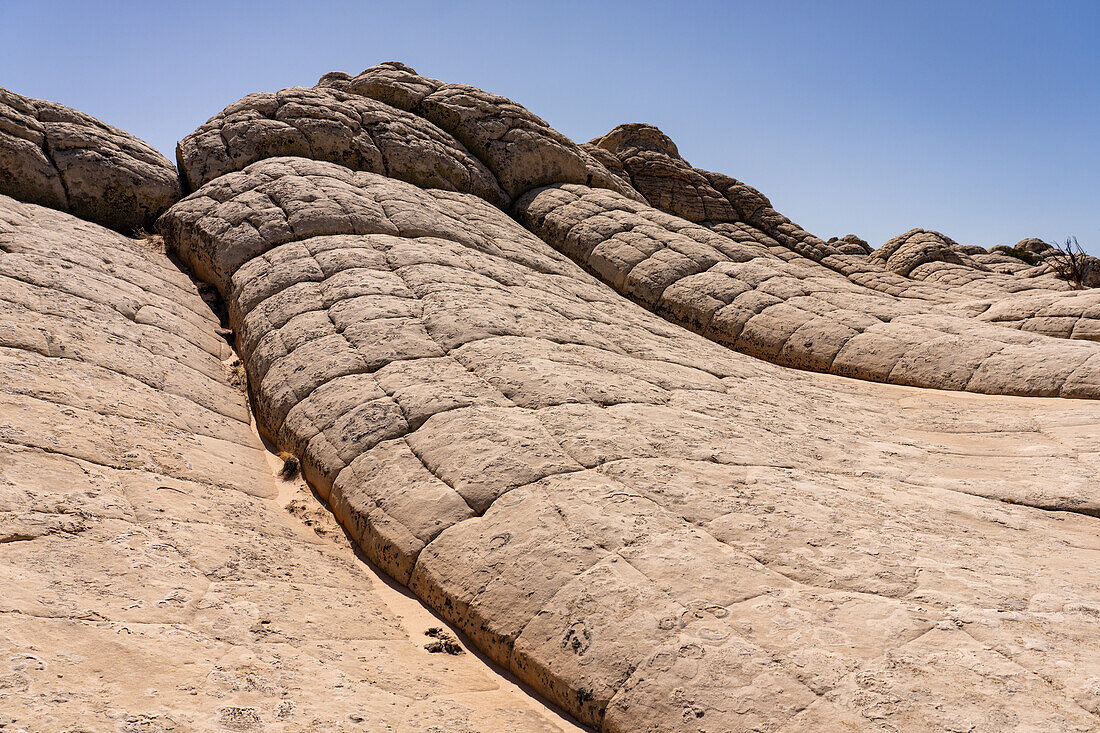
[1,63,1098,732]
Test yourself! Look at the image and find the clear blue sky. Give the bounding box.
[3,0,1097,252]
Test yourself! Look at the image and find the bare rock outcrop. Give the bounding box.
[827,234,872,254]
[0,193,578,731]
[591,123,841,263]
[319,62,642,202]
[589,123,736,223]
[872,228,986,277]
[0,87,179,233]
[319,60,444,111]
[160,151,1100,731]
[176,85,508,206]
[1015,237,1056,255]
[590,122,1100,348]
[2,66,1098,733]
[516,183,1100,397]
[589,123,1097,311]
[987,237,1100,289]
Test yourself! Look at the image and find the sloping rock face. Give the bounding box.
[588,122,1100,345]
[0,87,180,232]
[2,65,1098,732]
[873,228,982,276]
[0,194,581,732]
[155,63,1100,732]
[175,85,509,206]
[515,184,1100,396]
[317,62,643,203]
[826,234,872,254]
[988,238,1100,289]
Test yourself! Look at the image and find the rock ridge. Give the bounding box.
[0,63,1097,732]
[156,64,1099,730]
[0,87,180,232]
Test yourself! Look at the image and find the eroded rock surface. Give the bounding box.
[2,65,1098,733]
[0,195,583,732]
[589,122,1100,348]
[873,228,981,276]
[318,63,642,203]
[161,151,1100,731]
[0,87,179,233]
[176,85,507,206]
[516,183,1100,397]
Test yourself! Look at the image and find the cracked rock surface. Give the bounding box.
[0,195,582,732]
[516,184,1100,398]
[2,63,1098,732]
[176,85,508,207]
[318,63,643,203]
[588,122,1100,352]
[0,87,180,233]
[161,148,1100,729]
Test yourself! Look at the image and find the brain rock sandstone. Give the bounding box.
[0,87,180,233]
[1,64,1098,733]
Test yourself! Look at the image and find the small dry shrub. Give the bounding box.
[1046,236,1094,289]
[278,452,300,480]
[131,228,166,254]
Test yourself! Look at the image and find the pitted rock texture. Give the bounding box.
[3,67,1098,732]
[591,123,837,263]
[516,183,1100,397]
[0,87,179,233]
[176,85,508,206]
[1015,237,1056,255]
[873,228,983,276]
[318,63,642,203]
[0,194,581,732]
[589,124,735,224]
[590,122,1100,345]
[827,234,872,254]
[161,154,1100,732]
[319,61,445,111]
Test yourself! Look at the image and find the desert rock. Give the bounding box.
[516,183,1100,397]
[872,228,985,276]
[0,193,581,732]
[320,63,642,202]
[0,87,180,233]
[1,65,1097,733]
[176,85,507,206]
[161,150,1100,729]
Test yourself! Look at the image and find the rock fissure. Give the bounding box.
[2,67,1098,732]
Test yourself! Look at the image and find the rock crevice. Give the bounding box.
[1,64,1097,732]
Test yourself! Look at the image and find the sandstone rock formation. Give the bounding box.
[318,63,643,203]
[586,122,1100,347]
[1013,237,1056,256]
[2,65,1098,732]
[990,237,1100,289]
[0,193,582,732]
[175,85,508,207]
[0,88,180,233]
[827,234,871,254]
[160,152,1100,729]
[872,228,981,276]
[516,184,1100,396]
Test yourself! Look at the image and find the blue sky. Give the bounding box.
[3,0,1097,252]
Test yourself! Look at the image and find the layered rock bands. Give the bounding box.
[1,65,1097,732]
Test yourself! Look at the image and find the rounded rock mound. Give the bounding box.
[590,123,736,223]
[874,228,985,277]
[175,85,507,207]
[0,86,180,233]
[318,63,641,202]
